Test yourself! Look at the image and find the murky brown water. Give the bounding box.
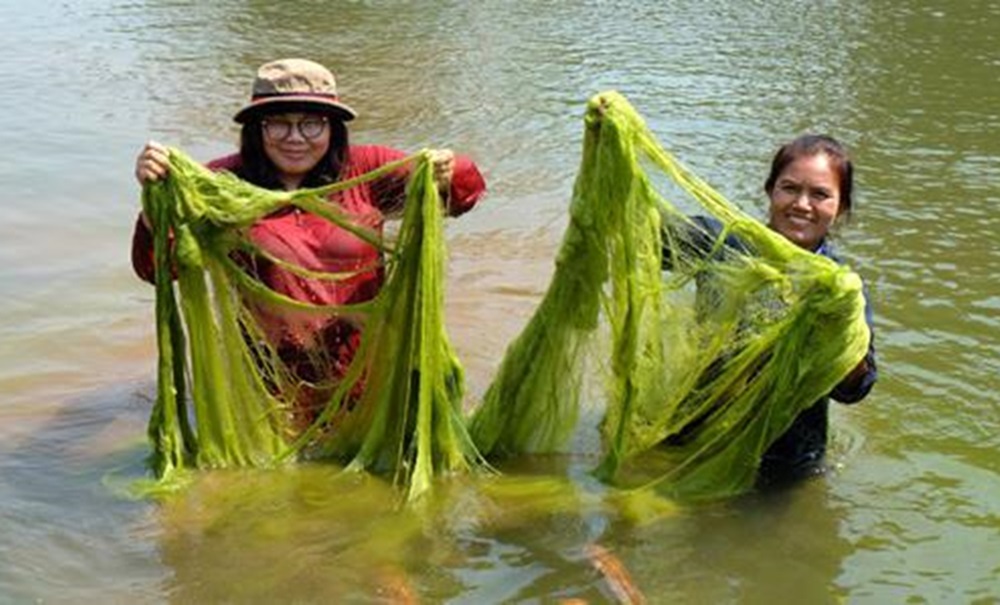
[2,1,999,602]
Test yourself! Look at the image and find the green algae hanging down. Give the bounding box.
[142,156,294,488]
[469,91,870,502]
[467,94,650,457]
[468,93,672,461]
[294,158,488,502]
[140,148,484,500]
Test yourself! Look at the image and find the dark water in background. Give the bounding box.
[1,1,999,602]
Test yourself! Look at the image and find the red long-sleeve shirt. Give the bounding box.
[132,144,486,382]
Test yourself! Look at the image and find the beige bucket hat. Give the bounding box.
[233,58,358,123]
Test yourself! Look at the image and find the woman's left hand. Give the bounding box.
[428,149,455,193]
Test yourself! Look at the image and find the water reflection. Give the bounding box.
[155,467,426,602]
[0,387,856,603]
[143,451,854,603]
[622,481,851,603]
[0,383,162,602]
[151,462,602,602]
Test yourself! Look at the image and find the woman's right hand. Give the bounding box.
[136,141,171,230]
[135,140,171,185]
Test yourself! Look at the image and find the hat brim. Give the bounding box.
[233,95,357,123]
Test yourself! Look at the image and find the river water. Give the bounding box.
[1,1,999,603]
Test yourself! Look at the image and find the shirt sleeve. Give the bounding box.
[130,153,238,284]
[446,154,487,217]
[348,145,486,216]
[830,285,878,404]
[131,215,157,284]
[662,215,742,270]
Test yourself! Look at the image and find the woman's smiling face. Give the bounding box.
[261,112,331,189]
[766,152,843,250]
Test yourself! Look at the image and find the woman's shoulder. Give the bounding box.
[690,214,724,236]
[345,144,408,170]
[205,153,242,172]
[688,214,748,254]
[814,239,845,264]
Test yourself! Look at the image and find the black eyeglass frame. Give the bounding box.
[261,116,330,141]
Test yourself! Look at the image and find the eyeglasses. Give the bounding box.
[261,116,329,141]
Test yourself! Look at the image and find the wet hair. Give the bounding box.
[235,106,350,190]
[764,134,854,218]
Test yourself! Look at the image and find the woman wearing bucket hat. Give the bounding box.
[131,58,487,420]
